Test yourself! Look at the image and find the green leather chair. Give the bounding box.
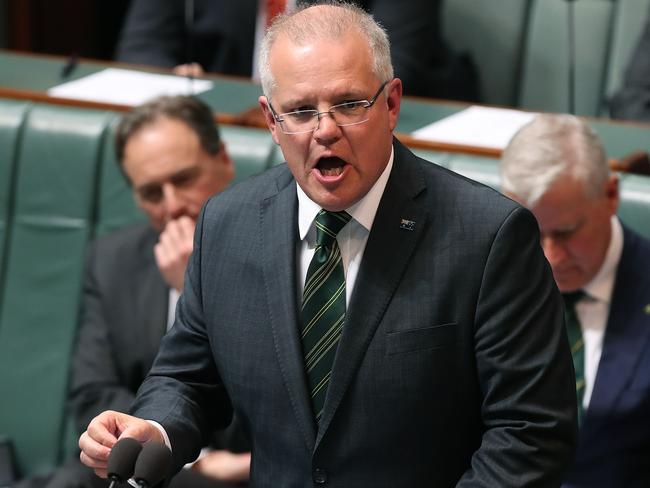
[0,100,29,305]
[0,105,111,478]
[519,0,615,116]
[603,0,650,116]
[442,0,532,106]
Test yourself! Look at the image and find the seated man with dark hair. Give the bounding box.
[48,95,250,488]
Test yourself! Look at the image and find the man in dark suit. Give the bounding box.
[59,96,250,487]
[501,113,650,488]
[79,5,576,486]
[114,0,478,101]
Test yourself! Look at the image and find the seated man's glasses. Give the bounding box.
[269,81,389,135]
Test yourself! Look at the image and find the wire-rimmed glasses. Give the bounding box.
[268,80,389,135]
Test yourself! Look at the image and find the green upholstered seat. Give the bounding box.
[0,105,110,478]
[519,0,615,116]
[94,115,146,237]
[603,0,650,115]
[618,173,650,239]
[447,154,501,190]
[221,125,279,182]
[0,100,29,303]
[443,0,532,106]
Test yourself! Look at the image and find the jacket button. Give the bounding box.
[313,467,328,484]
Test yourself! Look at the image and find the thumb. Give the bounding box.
[117,419,165,446]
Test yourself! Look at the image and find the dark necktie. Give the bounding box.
[563,290,585,424]
[301,209,351,423]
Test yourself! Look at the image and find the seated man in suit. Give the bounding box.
[78,4,576,486]
[115,0,478,101]
[50,95,250,488]
[501,113,650,488]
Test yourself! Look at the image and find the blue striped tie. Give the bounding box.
[301,209,351,423]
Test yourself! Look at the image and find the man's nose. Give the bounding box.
[161,183,185,219]
[313,111,341,142]
[541,236,568,265]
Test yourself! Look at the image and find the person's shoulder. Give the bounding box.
[205,164,293,210]
[90,221,156,260]
[401,145,520,217]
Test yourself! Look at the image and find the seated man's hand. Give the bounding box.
[78,410,164,478]
[193,450,251,482]
[173,63,205,77]
[155,216,196,291]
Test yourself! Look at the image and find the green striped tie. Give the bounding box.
[301,209,351,423]
[563,291,585,425]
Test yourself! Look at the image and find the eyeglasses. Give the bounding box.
[269,81,389,135]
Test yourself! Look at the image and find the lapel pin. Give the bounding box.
[399,218,416,231]
[644,304,650,315]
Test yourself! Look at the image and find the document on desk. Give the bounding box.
[47,68,213,106]
[412,106,537,150]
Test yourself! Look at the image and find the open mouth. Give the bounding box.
[316,156,347,177]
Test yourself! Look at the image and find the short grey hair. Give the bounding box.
[259,1,394,98]
[500,113,609,207]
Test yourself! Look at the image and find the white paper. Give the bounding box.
[47,68,213,106]
[411,106,537,150]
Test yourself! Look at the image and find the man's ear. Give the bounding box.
[604,173,620,216]
[385,78,402,132]
[259,96,281,145]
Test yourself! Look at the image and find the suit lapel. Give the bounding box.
[260,172,317,450]
[316,141,428,446]
[582,228,650,438]
[135,229,169,353]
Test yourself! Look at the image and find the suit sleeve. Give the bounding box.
[457,207,577,487]
[68,243,136,435]
[114,0,186,68]
[131,207,233,473]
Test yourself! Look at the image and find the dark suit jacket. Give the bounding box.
[114,0,478,100]
[69,223,248,452]
[609,6,650,121]
[563,226,650,488]
[133,139,576,487]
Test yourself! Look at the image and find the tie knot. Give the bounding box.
[314,210,351,248]
[562,290,585,309]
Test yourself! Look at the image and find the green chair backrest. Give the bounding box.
[0,105,110,478]
[221,125,279,183]
[603,0,650,113]
[618,173,650,239]
[0,100,29,305]
[519,0,615,116]
[94,115,145,237]
[443,0,532,106]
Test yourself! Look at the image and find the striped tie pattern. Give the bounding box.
[563,291,585,424]
[301,209,351,423]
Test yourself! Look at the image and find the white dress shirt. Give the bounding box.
[297,148,394,305]
[153,147,395,451]
[576,216,623,410]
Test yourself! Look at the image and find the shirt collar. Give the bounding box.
[582,216,623,304]
[297,145,394,239]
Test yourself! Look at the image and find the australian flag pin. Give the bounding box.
[399,218,416,231]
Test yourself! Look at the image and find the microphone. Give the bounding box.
[132,442,173,488]
[107,438,142,488]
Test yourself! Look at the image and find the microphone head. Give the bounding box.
[107,437,143,482]
[133,442,172,487]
